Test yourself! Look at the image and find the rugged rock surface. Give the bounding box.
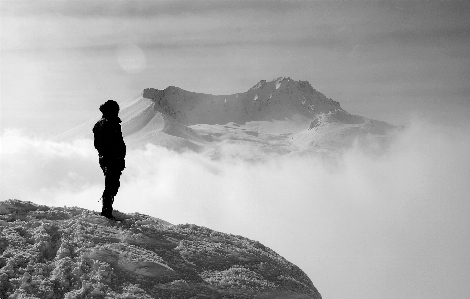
[0,200,321,299]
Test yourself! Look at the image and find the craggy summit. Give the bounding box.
[56,77,395,156]
[0,200,321,298]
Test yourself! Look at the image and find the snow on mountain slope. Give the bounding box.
[293,110,397,152]
[143,77,340,126]
[0,199,321,299]
[54,94,204,151]
[120,98,157,137]
[55,77,396,157]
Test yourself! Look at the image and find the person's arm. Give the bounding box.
[118,124,126,158]
[92,122,104,156]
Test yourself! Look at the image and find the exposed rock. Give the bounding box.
[53,77,397,157]
[0,200,321,298]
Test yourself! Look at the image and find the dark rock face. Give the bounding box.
[0,200,321,298]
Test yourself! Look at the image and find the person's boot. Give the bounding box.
[100,207,109,217]
[101,196,115,220]
[101,208,116,220]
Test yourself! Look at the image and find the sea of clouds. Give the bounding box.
[1,119,469,299]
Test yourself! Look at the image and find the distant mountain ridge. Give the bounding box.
[142,77,341,126]
[56,77,397,157]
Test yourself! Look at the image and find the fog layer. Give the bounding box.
[1,119,469,299]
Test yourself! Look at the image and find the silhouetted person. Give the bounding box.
[93,100,126,219]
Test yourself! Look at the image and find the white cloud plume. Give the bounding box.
[1,120,470,299]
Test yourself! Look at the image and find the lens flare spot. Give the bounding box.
[116,44,146,74]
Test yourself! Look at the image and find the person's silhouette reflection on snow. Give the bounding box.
[93,100,126,220]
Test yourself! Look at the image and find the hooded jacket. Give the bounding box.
[93,115,126,167]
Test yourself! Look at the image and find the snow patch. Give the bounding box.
[252,80,266,89]
[275,77,289,89]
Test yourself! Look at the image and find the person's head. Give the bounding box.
[99,100,120,117]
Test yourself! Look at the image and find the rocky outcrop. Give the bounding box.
[0,200,321,299]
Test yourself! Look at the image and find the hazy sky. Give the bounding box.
[1,2,470,299]
[1,0,469,136]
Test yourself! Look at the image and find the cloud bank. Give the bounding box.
[1,119,469,299]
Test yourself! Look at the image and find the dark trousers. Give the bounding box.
[100,161,123,212]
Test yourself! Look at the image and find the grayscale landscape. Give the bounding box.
[2,1,470,299]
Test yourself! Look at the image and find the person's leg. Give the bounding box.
[101,195,113,216]
[100,163,110,215]
[102,167,122,215]
[101,165,112,215]
[107,167,122,197]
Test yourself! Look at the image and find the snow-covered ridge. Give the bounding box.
[0,199,322,299]
[55,77,396,156]
[142,77,342,126]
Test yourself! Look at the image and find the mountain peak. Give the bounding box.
[55,77,395,155]
[248,77,322,98]
[0,199,321,298]
[140,77,344,128]
[250,77,297,90]
[250,79,267,90]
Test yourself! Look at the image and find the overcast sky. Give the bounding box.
[2,2,470,299]
[1,0,469,136]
